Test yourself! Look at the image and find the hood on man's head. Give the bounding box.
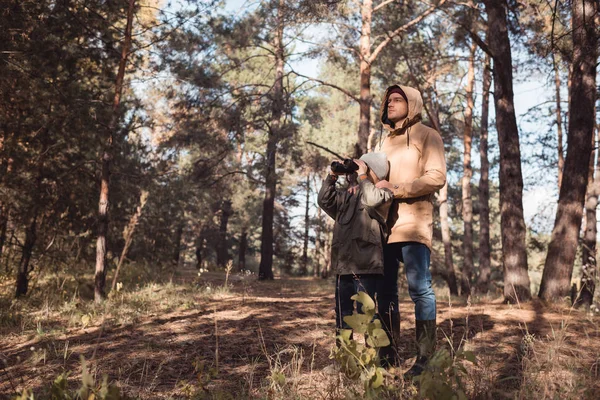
[359,152,389,181]
[380,84,424,132]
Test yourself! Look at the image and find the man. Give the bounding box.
[373,85,446,378]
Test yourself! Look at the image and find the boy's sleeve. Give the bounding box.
[317,174,339,219]
[359,179,394,208]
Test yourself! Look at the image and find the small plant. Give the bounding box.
[177,358,219,398]
[414,347,477,400]
[331,291,391,398]
[13,356,125,400]
[224,260,233,288]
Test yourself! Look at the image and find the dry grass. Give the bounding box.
[1,266,599,399]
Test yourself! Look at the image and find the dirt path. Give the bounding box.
[1,269,599,399]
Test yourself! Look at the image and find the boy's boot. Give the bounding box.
[404,319,436,379]
[379,311,400,368]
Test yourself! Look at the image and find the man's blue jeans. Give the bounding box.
[378,242,436,321]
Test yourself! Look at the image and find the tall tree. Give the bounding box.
[482,0,531,302]
[476,55,492,293]
[539,0,598,302]
[258,0,285,280]
[95,0,136,302]
[460,42,476,296]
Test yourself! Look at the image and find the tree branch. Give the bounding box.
[373,0,397,13]
[438,6,493,57]
[369,0,448,63]
[289,69,360,103]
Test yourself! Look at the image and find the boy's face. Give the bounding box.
[387,92,408,122]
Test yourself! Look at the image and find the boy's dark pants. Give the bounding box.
[335,274,380,331]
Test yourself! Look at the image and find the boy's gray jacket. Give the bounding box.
[317,175,393,275]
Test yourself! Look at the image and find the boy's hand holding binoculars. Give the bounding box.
[353,159,368,176]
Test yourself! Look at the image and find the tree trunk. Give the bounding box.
[461,42,476,296]
[477,55,492,293]
[439,182,459,296]
[575,117,600,311]
[258,0,285,280]
[238,227,247,272]
[578,120,598,309]
[173,221,183,266]
[314,205,322,278]
[111,190,148,292]
[300,174,310,275]
[216,200,232,268]
[356,0,373,157]
[539,0,598,302]
[553,53,565,191]
[15,211,37,297]
[0,204,8,262]
[321,227,332,279]
[412,77,458,296]
[482,0,531,303]
[196,227,205,270]
[94,0,136,303]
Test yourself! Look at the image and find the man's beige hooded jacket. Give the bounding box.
[375,85,447,249]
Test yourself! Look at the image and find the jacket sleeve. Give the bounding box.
[391,130,446,199]
[317,174,339,219]
[359,179,394,208]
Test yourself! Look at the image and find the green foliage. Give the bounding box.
[177,358,221,399]
[13,356,125,400]
[414,348,477,400]
[331,291,390,399]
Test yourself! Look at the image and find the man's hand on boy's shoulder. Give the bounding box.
[376,180,398,191]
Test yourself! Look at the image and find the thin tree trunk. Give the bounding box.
[539,0,598,302]
[0,205,8,262]
[238,227,247,272]
[322,232,332,279]
[461,42,476,296]
[173,221,183,266]
[356,0,373,157]
[15,211,37,297]
[196,226,205,270]
[301,174,310,275]
[111,190,148,292]
[417,88,459,297]
[578,120,598,309]
[95,0,136,303]
[483,0,531,303]
[258,0,285,280]
[575,117,600,311]
[216,200,232,268]
[477,55,492,293]
[314,205,322,278]
[439,182,459,296]
[553,53,565,190]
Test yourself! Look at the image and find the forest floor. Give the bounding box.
[1,267,600,399]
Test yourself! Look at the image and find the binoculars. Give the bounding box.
[331,159,359,175]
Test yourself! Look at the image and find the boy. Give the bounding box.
[317,152,394,336]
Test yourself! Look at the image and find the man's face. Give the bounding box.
[387,93,408,123]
